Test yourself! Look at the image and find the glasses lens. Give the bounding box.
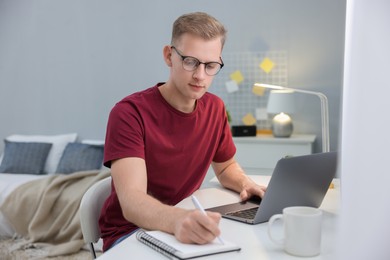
[182,57,199,71]
[205,63,222,76]
[175,46,223,76]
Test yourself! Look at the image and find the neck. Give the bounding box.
[158,83,196,113]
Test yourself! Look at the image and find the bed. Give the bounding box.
[0,133,108,257]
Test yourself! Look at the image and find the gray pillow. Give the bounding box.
[55,143,104,174]
[0,140,52,174]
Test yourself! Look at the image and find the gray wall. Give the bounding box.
[0,0,346,153]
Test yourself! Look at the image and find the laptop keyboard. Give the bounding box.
[226,206,259,219]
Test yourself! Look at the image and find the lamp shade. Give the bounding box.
[267,90,295,114]
[256,83,329,152]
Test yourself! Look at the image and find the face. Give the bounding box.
[164,33,223,104]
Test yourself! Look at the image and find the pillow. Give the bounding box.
[55,143,104,174]
[81,139,105,145]
[0,140,52,174]
[5,133,77,174]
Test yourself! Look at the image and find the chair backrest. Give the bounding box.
[79,176,112,252]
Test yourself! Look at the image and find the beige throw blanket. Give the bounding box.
[0,169,110,257]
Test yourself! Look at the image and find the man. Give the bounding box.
[99,12,267,251]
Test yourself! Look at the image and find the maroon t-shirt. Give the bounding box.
[99,84,236,251]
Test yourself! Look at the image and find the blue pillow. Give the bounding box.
[0,140,52,174]
[55,143,104,174]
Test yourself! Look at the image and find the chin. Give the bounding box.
[191,91,206,100]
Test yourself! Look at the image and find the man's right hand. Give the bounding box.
[173,209,222,245]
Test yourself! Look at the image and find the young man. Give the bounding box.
[99,12,267,251]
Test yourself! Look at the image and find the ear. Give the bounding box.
[163,45,173,67]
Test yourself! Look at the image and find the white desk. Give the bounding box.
[97,176,339,259]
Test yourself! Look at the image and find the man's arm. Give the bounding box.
[212,157,267,200]
[111,157,222,244]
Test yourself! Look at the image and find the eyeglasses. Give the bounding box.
[171,46,224,76]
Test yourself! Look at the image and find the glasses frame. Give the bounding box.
[171,46,224,76]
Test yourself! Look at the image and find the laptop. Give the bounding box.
[206,151,338,224]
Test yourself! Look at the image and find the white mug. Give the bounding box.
[268,206,322,257]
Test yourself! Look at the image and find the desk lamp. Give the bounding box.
[255,83,330,152]
[267,89,295,138]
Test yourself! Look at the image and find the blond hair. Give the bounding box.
[171,12,227,48]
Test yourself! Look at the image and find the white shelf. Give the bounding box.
[202,134,316,185]
[233,134,316,175]
[233,134,316,144]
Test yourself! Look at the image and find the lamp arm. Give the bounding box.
[289,89,330,153]
[318,93,330,152]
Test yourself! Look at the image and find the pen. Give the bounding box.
[191,195,225,245]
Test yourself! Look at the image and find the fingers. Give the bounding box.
[258,185,267,197]
[192,210,221,244]
[175,210,221,245]
[240,184,267,201]
[240,189,249,201]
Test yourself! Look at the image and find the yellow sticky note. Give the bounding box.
[242,113,257,126]
[252,84,265,96]
[230,70,244,84]
[259,58,275,73]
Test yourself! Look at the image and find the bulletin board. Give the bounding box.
[210,50,288,130]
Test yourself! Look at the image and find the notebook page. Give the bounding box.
[140,230,241,259]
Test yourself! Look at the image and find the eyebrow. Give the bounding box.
[171,46,223,64]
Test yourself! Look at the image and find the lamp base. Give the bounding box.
[271,113,293,138]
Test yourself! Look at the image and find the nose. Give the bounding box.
[192,64,207,80]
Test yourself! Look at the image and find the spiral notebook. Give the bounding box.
[136,230,241,259]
